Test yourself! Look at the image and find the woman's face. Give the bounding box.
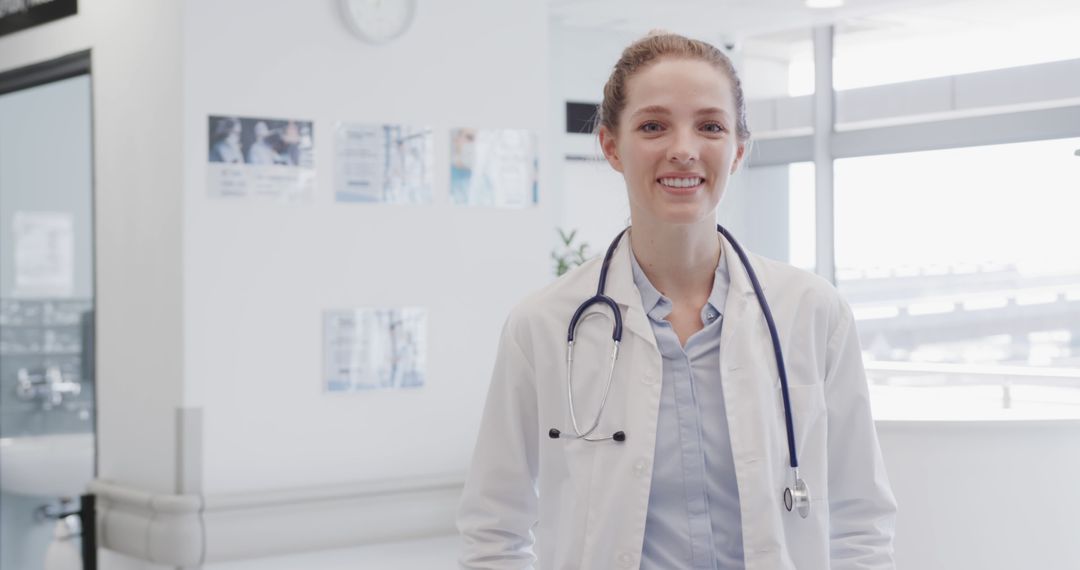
[600,57,745,227]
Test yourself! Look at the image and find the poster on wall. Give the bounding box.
[450,128,539,208]
[0,0,77,38]
[323,307,427,392]
[12,211,74,298]
[334,123,434,204]
[206,115,315,201]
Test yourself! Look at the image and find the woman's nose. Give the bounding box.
[667,129,698,163]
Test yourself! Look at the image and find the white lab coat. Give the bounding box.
[458,234,897,570]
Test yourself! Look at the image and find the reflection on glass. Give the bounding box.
[835,137,1080,418]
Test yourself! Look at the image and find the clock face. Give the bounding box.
[341,0,417,44]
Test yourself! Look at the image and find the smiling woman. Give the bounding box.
[599,58,746,230]
[458,32,897,570]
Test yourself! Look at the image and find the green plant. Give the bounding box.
[552,228,591,277]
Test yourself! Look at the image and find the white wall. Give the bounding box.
[548,23,633,257]
[181,0,552,497]
[878,420,1080,569]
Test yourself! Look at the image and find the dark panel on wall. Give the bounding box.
[0,0,77,38]
[566,101,599,134]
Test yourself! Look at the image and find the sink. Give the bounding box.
[0,433,94,497]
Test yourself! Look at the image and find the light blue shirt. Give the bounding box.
[630,248,745,569]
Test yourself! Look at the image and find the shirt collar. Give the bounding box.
[629,239,732,323]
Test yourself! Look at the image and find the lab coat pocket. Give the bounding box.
[553,437,600,564]
[561,437,600,482]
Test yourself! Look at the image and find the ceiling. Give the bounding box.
[549,0,1080,57]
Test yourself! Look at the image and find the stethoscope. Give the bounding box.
[547,224,811,519]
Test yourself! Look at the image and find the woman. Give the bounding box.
[458,32,897,570]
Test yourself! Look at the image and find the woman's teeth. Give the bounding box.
[659,177,703,188]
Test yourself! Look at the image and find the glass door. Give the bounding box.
[0,58,94,570]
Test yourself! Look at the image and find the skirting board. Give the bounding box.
[89,473,464,565]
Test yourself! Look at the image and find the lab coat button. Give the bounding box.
[617,552,636,567]
[641,372,658,385]
[633,459,649,477]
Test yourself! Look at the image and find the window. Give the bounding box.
[830,2,1080,90]
[835,137,1080,417]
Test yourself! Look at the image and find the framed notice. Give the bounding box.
[207,115,315,202]
[12,211,74,298]
[334,122,434,204]
[450,128,538,208]
[323,307,427,393]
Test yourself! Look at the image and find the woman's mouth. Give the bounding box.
[657,176,704,194]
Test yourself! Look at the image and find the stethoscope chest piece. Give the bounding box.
[784,475,811,519]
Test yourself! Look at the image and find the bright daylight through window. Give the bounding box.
[834,138,1080,418]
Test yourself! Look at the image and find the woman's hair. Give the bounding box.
[598,31,750,142]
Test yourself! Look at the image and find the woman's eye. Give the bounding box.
[640,122,663,133]
[701,123,725,134]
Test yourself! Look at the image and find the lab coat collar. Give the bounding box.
[593,228,757,350]
[719,231,760,300]
[716,231,760,376]
[603,229,757,306]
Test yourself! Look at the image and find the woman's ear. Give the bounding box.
[730,140,749,175]
[598,126,624,173]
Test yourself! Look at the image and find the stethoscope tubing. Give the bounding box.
[554,224,809,516]
[714,225,799,471]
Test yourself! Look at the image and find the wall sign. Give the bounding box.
[207,115,315,202]
[323,308,427,393]
[450,127,539,208]
[334,122,434,204]
[0,0,77,38]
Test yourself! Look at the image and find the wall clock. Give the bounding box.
[340,0,417,44]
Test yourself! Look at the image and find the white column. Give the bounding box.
[812,25,836,284]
